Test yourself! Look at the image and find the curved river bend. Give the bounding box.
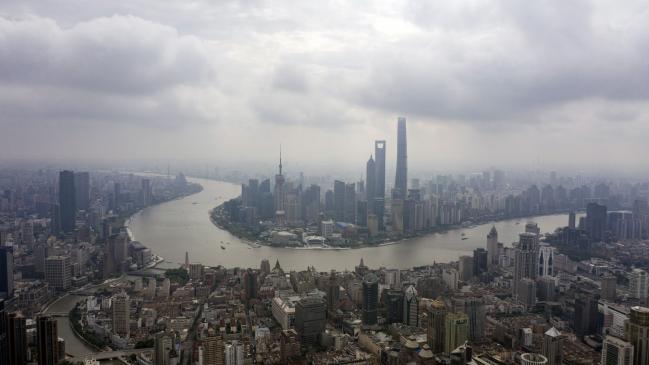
[129,177,572,271]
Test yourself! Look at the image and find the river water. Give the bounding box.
[44,293,124,363]
[128,177,574,271]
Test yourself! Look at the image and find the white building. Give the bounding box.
[225,340,244,365]
[271,294,300,330]
[599,301,630,338]
[601,335,633,365]
[442,268,458,290]
[629,268,648,300]
[321,220,334,238]
[384,269,401,289]
[538,244,555,277]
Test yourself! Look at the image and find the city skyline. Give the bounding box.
[1,1,649,172]
[2,1,649,364]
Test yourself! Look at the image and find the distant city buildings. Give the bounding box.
[59,170,76,233]
[3,128,649,365]
[394,117,408,199]
[44,256,71,291]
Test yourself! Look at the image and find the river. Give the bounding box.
[44,292,126,364]
[128,177,576,271]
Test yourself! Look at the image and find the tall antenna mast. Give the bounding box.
[279,144,283,176]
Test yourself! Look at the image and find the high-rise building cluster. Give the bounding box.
[3,124,649,365]
[0,299,64,365]
[223,118,643,250]
[0,169,205,363]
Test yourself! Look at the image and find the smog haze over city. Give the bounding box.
[2,1,649,175]
[4,2,649,365]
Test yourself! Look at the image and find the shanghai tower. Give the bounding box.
[394,117,408,198]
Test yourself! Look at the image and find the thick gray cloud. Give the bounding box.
[356,1,649,123]
[0,14,218,130]
[0,0,648,171]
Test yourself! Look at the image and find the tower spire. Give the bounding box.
[279,144,283,176]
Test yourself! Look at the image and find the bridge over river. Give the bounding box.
[76,348,153,361]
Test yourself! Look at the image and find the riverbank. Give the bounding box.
[69,305,105,352]
[210,200,576,250]
[124,182,203,233]
[127,176,575,270]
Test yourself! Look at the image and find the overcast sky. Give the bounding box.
[1,1,648,174]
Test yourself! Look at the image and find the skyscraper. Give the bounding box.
[21,221,34,247]
[294,296,327,345]
[538,244,555,277]
[365,155,375,212]
[374,140,386,230]
[391,196,404,234]
[601,274,617,301]
[384,289,404,324]
[486,226,499,270]
[444,312,469,355]
[601,335,633,365]
[0,247,13,299]
[394,117,408,199]
[8,313,27,365]
[260,259,271,276]
[0,300,7,365]
[326,271,339,313]
[154,332,174,365]
[141,178,152,206]
[74,171,90,211]
[333,180,345,221]
[244,269,257,302]
[574,294,598,338]
[44,256,71,291]
[280,329,300,363]
[362,274,378,325]
[473,248,488,276]
[58,170,76,233]
[403,285,419,327]
[112,292,130,337]
[202,332,225,365]
[629,269,648,301]
[37,316,59,365]
[374,140,386,200]
[625,306,649,365]
[542,327,563,365]
[453,296,486,342]
[518,278,537,309]
[458,256,473,282]
[569,211,576,229]
[344,183,356,223]
[224,340,244,365]
[585,202,607,241]
[513,232,539,300]
[426,300,447,354]
[49,203,61,235]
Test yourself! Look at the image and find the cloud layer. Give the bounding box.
[1,1,649,172]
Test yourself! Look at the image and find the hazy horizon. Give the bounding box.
[2,1,649,173]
